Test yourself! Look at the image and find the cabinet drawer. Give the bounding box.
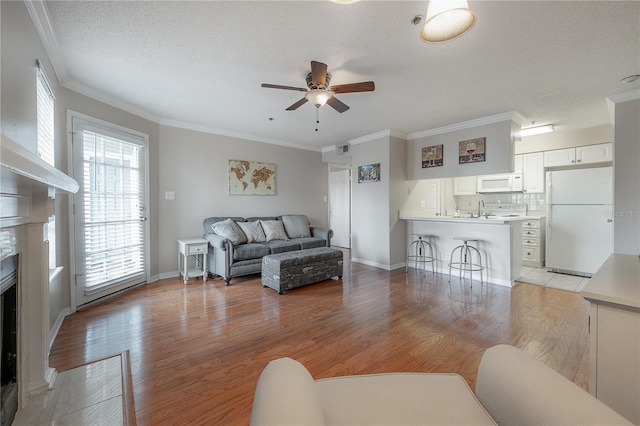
[187,244,208,255]
[523,237,540,247]
[522,228,540,238]
[522,219,541,229]
[523,247,540,261]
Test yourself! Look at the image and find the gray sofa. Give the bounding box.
[203,214,333,285]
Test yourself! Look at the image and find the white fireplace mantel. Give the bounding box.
[1,133,78,408]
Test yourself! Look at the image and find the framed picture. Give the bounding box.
[421,144,443,168]
[357,163,381,183]
[228,160,276,195]
[459,137,486,164]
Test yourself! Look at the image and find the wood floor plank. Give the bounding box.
[50,254,589,425]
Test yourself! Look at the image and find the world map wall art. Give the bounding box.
[228,160,276,195]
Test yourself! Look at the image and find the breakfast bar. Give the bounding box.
[401,216,523,287]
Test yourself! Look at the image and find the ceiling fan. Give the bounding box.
[261,61,375,113]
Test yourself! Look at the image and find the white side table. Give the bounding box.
[177,238,208,284]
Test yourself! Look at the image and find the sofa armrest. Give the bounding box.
[250,358,325,425]
[476,345,632,425]
[204,233,228,251]
[311,226,333,246]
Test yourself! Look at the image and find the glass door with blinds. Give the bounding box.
[70,114,149,307]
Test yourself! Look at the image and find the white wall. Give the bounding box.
[389,136,408,267]
[350,136,390,268]
[158,125,328,276]
[514,124,614,154]
[407,119,514,179]
[613,99,640,255]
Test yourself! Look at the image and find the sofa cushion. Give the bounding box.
[261,240,301,254]
[316,373,496,425]
[212,218,247,245]
[233,243,271,261]
[281,214,312,238]
[260,220,289,241]
[237,220,266,243]
[296,237,327,249]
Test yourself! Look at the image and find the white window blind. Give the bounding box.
[36,66,55,166]
[79,130,146,291]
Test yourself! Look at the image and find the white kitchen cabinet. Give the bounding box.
[453,176,477,195]
[576,143,612,165]
[544,143,612,168]
[522,152,545,193]
[582,254,639,424]
[514,154,523,172]
[543,147,576,167]
[522,217,545,267]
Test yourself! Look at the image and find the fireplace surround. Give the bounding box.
[0,134,79,420]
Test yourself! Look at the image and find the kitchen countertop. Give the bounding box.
[580,253,640,310]
[400,215,526,224]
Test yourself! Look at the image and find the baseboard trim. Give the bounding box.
[157,271,179,280]
[49,307,71,351]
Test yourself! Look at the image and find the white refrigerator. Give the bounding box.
[545,166,613,276]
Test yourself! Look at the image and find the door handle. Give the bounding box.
[607,219,613,223]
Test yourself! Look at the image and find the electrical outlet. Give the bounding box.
[446,252,451,260]
[165,191,175,200]
[420,200,426,207]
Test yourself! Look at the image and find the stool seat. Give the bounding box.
[448,237,484,286]
[406,234,436,276]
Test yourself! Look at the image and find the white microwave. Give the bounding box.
[477,173,523,193]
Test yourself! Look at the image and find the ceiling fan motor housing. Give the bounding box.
[306,72,331,90]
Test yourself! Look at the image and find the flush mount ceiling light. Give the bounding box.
[620,74,640,84]
[520,124,554,137]
[419,0,476,43]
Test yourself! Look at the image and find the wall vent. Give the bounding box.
[336,143,350,156]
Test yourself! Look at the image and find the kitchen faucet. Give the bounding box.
[478,200,485,217]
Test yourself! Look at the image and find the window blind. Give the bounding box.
[80,130,146,291]
[36,66,55,166]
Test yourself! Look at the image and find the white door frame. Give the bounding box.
[67,110,151,311]
[328,163,351,248]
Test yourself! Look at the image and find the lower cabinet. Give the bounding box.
[522,217,545,267]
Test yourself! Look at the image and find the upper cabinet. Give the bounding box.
[544,143,612,168]
[576,143,613,165]
[453,176,477,195]
[521,152,545,193]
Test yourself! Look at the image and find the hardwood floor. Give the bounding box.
[50,252,590,425]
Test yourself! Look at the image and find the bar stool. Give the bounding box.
[406,234,436,276]
[448,237,484,286]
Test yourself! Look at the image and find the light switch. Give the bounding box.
[165,191,175,200]
[420,200,426,207]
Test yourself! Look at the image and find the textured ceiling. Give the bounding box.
[41,1,640,150]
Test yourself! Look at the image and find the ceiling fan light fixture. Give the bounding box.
[419,0,476,43]
[306,89,332,108]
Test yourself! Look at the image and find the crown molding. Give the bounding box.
[407,111,527,140]
[25,0,68,85]
[347,129,407,146]
[608,90,640,104]
[159,119,321,152]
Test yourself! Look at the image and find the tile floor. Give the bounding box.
[518,266,591,292]
[12,354,126,426]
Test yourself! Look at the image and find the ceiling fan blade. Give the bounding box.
[329,81,375,94]
[286,97,309,111]
[311,61,328,87]
[261,83,307,92]
[326,96,349,113]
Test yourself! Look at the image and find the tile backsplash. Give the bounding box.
[455,193,546,215]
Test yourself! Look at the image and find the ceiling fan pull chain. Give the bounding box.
[315,107,319,132]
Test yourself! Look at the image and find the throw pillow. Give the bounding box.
[281,214,312,239]
[260,220,289,242]
[212,218,247,245]
[237,220,266,243]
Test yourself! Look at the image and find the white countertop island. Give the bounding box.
[401,215,523,287]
